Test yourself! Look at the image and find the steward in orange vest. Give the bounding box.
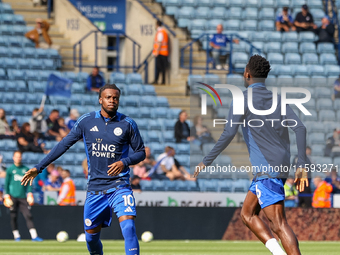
[312,177,333,208]
[152,20,169,85]
[58,169,76,206]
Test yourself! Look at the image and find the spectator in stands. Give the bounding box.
[276,7,296,32]
[210,24,239,70]
[82,158,88,179]
[174,110,192,143]
[143,146,156,171]
[0,153,6,178]
[294,4,317,32]
[130,176,142,192]
[29,107,47,138]
[153,146,186,180]
[57,169,76,206]
[293,146,313,207]
[46,109,62,141]
[25,18,53,48]
[133,161,148,179]
[0,108,15,139]
[17,123,45,153]
[57,117,69,137]
[10,119,20,136]
[314,16,335,45]
[56,166,64,183]
[43,170,61,192]
[312,176,333,208]
[174,157,196,181]
[152,20,169,85]
[191,116,214,146]
[325,167,340,194]
[284,177,298,207]
[34,163,56,194]
[332,75,340,101]
[65,109,79,130]
[86,67,105,93]
[324,129,340,157]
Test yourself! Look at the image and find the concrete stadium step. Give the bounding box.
[154,84,186,97]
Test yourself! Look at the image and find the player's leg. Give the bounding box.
[84,193,112,255]
[110,188,139,255]
[240,191,274,243]
[9,198,20,241]
[262,201,301,255]
[18,198,42,241]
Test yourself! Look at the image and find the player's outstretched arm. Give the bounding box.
[21,168,38,186]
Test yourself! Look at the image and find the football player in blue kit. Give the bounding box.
[22,84,145,255]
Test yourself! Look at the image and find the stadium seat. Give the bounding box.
[324,65,340,77]
[189,19,206,30]
[207,19,224,30]
[299,42,316,54]
[302,53,319,65]
[163,0,181,7]
[148,119,162,131]
[125,73,142,84]
[182,0,197,6]
[241,20,257,31]
[264,42,281,53]
[299,32,316,42]
[210,7,226,19]
[167,108,182,119]
[308,132,325,146]
[315,87,332,98]
[223,19,241,30]
[232,52,248,68]
[267,53,284,64]
[309,8,324,19]
[320,53,338,65]
[258,20,274,31]
[176,143,190,155]
[203,74,220,85]
[307,65,324,76]
[261,0,275,7]
[176,6,195,19]
[300,109,317,121]
[195,7,211,19]
[177,18,191,28]
[242,8,258,20]
[282,32,298,42]
[317,43,335,54]
[232,179,249,192]
[318,110,336,121]
[316,98,333,110]
[154,107,168,119]
[275,65,292,76]
[165,6,178,16]
[284,53,301,65]
[212,0,228,6]
[139,95,156,107]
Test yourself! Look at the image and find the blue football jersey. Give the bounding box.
[35,110,146,191]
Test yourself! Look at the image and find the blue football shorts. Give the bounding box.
[83,187,137,230]
[249,178,286,209]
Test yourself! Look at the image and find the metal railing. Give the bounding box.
[73,30,141,72]
[135,0,176,37]
[180,33,262,74]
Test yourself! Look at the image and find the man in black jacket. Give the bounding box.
[174,110,191,143]
[314,16,335,45]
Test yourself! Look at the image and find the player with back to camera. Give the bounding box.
[22,84,146,255]
[194,55,309,255]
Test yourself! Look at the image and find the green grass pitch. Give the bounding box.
[1,240,340,254]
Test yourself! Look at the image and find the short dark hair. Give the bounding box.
[306,146,311,150]
[63,169,70,175]
[246,55,271,78]
[94,66,99,71]
[51,109,59,114]
[156,20,162,27]
[99,84,121,99]
[283,6,289,11]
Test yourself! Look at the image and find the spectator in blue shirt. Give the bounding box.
[43,170,61,192]
[86,67,105,92]
[276,7,296,32]
[65,109,80,131]
[332,75,340,100]
[210,24,239,70]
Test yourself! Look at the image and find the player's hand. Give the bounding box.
[294,167,309,192]
[21,168,38,186]
[27,192,34,206]
[4,194,13,208]
[193,162,205,178]
[107,161,124,176]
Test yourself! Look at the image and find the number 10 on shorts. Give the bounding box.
[122,195,135,206]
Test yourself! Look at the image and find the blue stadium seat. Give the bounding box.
[27,58,42,69]
[139,180,153,191]
[165,6,178,16]
[258,20,274,31]
[195,7,210,19]
[148,119,162,131]
[176,143,190,155]
[109,72,125,84]
[293,75,310,87]
[125,84,143,95]
[302,53,319,65]
[28,80,45,93]
[0,24,12,34]
[213,0,228,6]
[188,19,206,30]
[12,25,25,35]
[261,0,275,7]
[147,131,161,143]
[317,43,335,54]
[217,180,233,192]
[281,42,298,53]
[223,19,241,30]
[0,13,14,24]
[229,0,244,7]
[154,107,168,119]
[302,99,316,110]
[156,97,169,107]
[258,7,275,20]
[182,0,197,6]
[140,107,152,119]
[207,19,224,30]
[267,53,284,64]
[284,53,301,65]
[291,0,306,8]
[162,131,176,143]
[22,48,36,58]
[0,57,16,69]
[248,31,266,42]
[77,72,88,83]
[7,69,24,80]
[0,46,9,57]
[232,179,249,192]
[264,42,281,53]
[126,73,142,84]
[178,18,191,28]
[308,132,325,145]
[275,65,292,76]
[148,142,165,157]
[247,41,264,53]
[242,8,258,20]
[24,69,40,81]
[316,98,333,110]
[0,3,13,13]
[245,0,260,7]
[320,53,338,65]
[43,59,55,70]
[19,37,35,48]
[299,42,316,54]
[228,7,242,19]
[232,52,249,68]
[307,65,324,76]
[291,65,309,76]
[176,6,195,19]
[319,110,335,121]
[282,32,298,42]
[163,0,181,7]
[309,8,324,19]
[315,87,332,98]
[210,7,226,19]
[203,74,220,85]
[324,65,340,77]
[241,20,257,30]
[167,108,182,119]
[298,31,316,42]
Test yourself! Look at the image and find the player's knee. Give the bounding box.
[85,231,100,245]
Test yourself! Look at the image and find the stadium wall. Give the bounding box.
[55,0,106,71]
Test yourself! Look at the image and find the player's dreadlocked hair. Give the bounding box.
[246,55,271,78]
[99,84,121,99]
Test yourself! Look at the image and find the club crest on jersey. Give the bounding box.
[85,218,92,227]
[114,127,123,136]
